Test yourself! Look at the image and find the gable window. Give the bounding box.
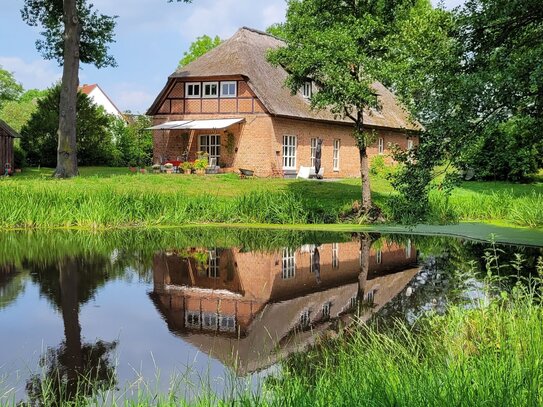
[199,134,221,164]
[220,81,237,97]
[407,139,414,150]
[283,135,297,169]
[332,243,339,269]
[378,137,384,154]
[282,248,296,279]
[333,139,340,171]
[185,82,201,98]
[301,81,312,98]
[203,82,218,98]
[310,138,317,167]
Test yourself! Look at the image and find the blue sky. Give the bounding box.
[0,0,464,114]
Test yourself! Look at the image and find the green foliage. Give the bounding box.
[193,155,208,170]
[110,115,153,167]
[178,35,222,68]
[369,156,398,178]
[21,0,117,68]
[266,23,287,39]
[13,144,27,169]
[0,89,47,132]
[459,116,543,181]
[0,66,23,109]
[20,85,116,167]
[389,0,543,220]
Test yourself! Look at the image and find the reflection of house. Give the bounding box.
[150,239,418,375]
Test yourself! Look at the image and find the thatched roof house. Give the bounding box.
[148,27,419,177]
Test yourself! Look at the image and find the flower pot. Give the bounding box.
[183,169,192,175]
[195,169,205,175]
[166,169,173,174]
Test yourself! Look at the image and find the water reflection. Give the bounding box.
[149,235,418,374]
[0,228,540,404]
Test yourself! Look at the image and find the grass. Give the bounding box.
[0,167,541,229]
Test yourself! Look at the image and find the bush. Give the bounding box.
[13,143,27,168]
[370,155,398,178]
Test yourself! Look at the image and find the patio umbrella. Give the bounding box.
[315,138,323,179]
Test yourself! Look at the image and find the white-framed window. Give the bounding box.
[310,138,317,167]
[283,135,297,169]
[332,243,339,269]
[333,139,340,171]
[300,309,311,328]
[186,311,201,329]
[185,82,201,98]
[349,296,357,309]
[405,239,412,258]
[282,248,296,279]
[366,289,376,304]
[219,315,236,332]
[199,134,221,163]
[220,81,237,98]
[207,249,219,278]
[322,302,332,319]
[301,81,312,98]
[378,137,384,154]
[203,82,218,98]
[376,249,382,264]
[202,313,218,330]
[407,139,414,150]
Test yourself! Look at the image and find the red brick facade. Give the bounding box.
[152,77,418,177]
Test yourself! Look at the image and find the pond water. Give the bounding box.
[0,228,541,404]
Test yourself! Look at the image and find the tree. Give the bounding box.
[387,0,543,220]
[0,66,23,109]
[21,0,117,178]
[0,89,47,132]
[268,0,417,214]
[21,85,116,167]
[111,115,153,167]
[178,35,222,68]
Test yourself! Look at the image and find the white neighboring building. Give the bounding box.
[79,84,125,120]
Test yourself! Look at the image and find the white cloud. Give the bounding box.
[0,57,61,90]
[110,83,156,114]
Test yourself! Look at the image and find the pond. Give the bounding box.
[0,227,541,404]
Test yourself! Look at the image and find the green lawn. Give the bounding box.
[0,167,541,229]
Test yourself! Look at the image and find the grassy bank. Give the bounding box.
[0,167,541,229]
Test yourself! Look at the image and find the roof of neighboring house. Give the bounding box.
[0,120,21,138]
[148,27,420,131]
[79,84,98,95]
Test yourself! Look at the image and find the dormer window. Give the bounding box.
[301,81,312,98]
[203,82,218,98]
[186,82,201,98]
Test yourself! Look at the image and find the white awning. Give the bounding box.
[147,118,244,131]
[146,120,192,130]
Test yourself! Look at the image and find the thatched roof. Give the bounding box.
[0,120,20,138]
[148,27,419,131]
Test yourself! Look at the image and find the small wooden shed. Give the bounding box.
[0,119,20,172]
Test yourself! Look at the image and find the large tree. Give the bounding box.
[268,0,416,214]
[21,0,116,178]
[387,0,543,220]
[0,66,23,109]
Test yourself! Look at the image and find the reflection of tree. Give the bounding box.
[0,264,28,310]
[25,256,118,405]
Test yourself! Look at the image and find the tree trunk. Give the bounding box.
[59,258,83,398]
[358,233,371,299]
[356,121,372,213]
[54,0,80,178]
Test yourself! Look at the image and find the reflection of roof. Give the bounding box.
[148,27,420,131]
[151,266,419,376]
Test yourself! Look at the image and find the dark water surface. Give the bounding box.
[0,228,541,403]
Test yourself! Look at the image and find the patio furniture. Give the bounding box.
[206,157,220,174]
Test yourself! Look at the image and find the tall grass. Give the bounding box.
[429,189,543,227]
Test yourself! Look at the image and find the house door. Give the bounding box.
[199,134,221,165]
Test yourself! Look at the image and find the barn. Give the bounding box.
[0,119,20,174]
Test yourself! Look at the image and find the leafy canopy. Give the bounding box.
[178,35,222,68]
[0,66,23,109]
[21,0,117,68]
